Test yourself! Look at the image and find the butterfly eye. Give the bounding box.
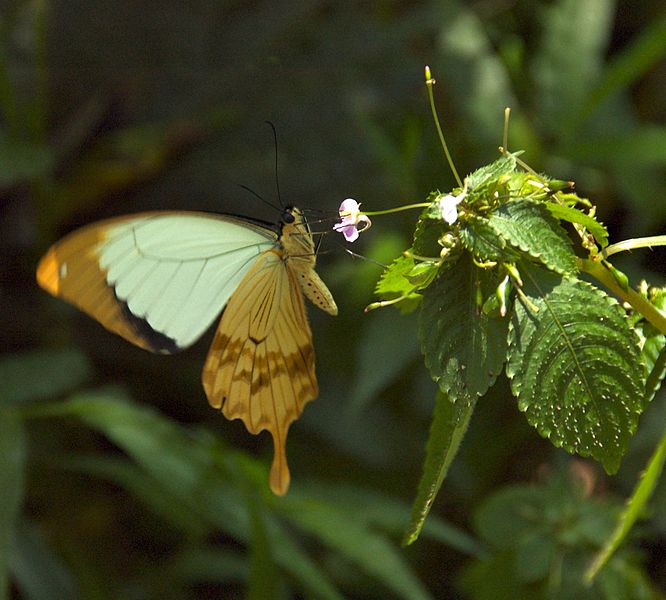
[282,209,296,224]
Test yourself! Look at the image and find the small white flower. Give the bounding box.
[437,191,466,225]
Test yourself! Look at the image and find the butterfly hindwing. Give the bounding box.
[202,248,318,495]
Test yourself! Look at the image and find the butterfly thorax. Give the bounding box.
[279,207,337,316]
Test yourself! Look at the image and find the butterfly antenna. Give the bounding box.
[339,244,387,268]
[238,184,282,213]
[265,120,284,208]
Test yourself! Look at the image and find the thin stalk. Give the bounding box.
[425,66,462,188]
[602,235,666,259]
[362,203,430,216]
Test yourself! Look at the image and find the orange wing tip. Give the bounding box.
[269,433,291,496]
[36,248,61,295]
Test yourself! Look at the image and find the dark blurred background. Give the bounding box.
[1,1,665,598]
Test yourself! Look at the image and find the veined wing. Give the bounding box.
[36,212,277,353]
[202,248,318,495]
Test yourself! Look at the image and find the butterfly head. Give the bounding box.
[280,206,299,225]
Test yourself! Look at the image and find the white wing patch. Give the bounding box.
[97,214,276,349]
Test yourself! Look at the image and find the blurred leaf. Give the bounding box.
[10,519,77,600]
[532,0,615,138]
[0,349,92,405]
[45,121,202,230]
[0,136,53,187]
[265,518,344,600]
[348,309,419,413]
[567,126,666,166]
[0,410,25,600]
[39,393,351,598]
[284,498,432,600]
[169,547,248,584]
[514,531,554,583]
[586,427,666,582]
[58,454,209,537]
[297,480,483,557]
[465,471,655,600]
[577,12,666,126]
[436,7,517,150]
[507,265,645,473]
[473,485,547,549]
[35,390,244,528]
[247,494,282,600]
[419,254,509,407]
[403,389,474,546]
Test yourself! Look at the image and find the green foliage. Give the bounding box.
[403,390,474,546]
[459,469,656,600]
[3,0,666,597]
[487,200,578,275]
[419,254,509,408]
[507,264,645,473]
[587,428,666,583]
[374,142,663,548]
[27,391,436,599]
[0,412,25,600]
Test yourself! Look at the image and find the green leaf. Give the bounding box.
[403,389,474,546]
[374,255,418,299]
[0,137,53,188]
[488,199,578,274]
[0,410,26,600]
[0,348,92,405]
[532,0,615,137]
[567,125,666,167]
[348,310,420,413]
[466,154,517,191]
[544,201,609,249]
[507,265,645,473]
[284,499,431,600]
[586,427,666,582]
[36,391,247,533]
[634,290,666,403]
[514,532,555,583]
[266,519,344,600]
[459,215,515,261]
[43,394,347,599]
[247,494,282,600]
[474,485,548,550]
[576,13,666,126]
[419,254,509,407]
[297,481,484,558]
[413,197,448,258]
[10,520,78,600]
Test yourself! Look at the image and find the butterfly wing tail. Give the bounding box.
[269,426,291,495]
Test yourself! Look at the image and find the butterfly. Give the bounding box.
[36,206,337,495]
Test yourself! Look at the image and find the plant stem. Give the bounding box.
[425,66,463,188]
[578,258,666,335]
[362,203,430,216]
[602,235,666,258]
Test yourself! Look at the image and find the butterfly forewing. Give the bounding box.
[37,212,276,353]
